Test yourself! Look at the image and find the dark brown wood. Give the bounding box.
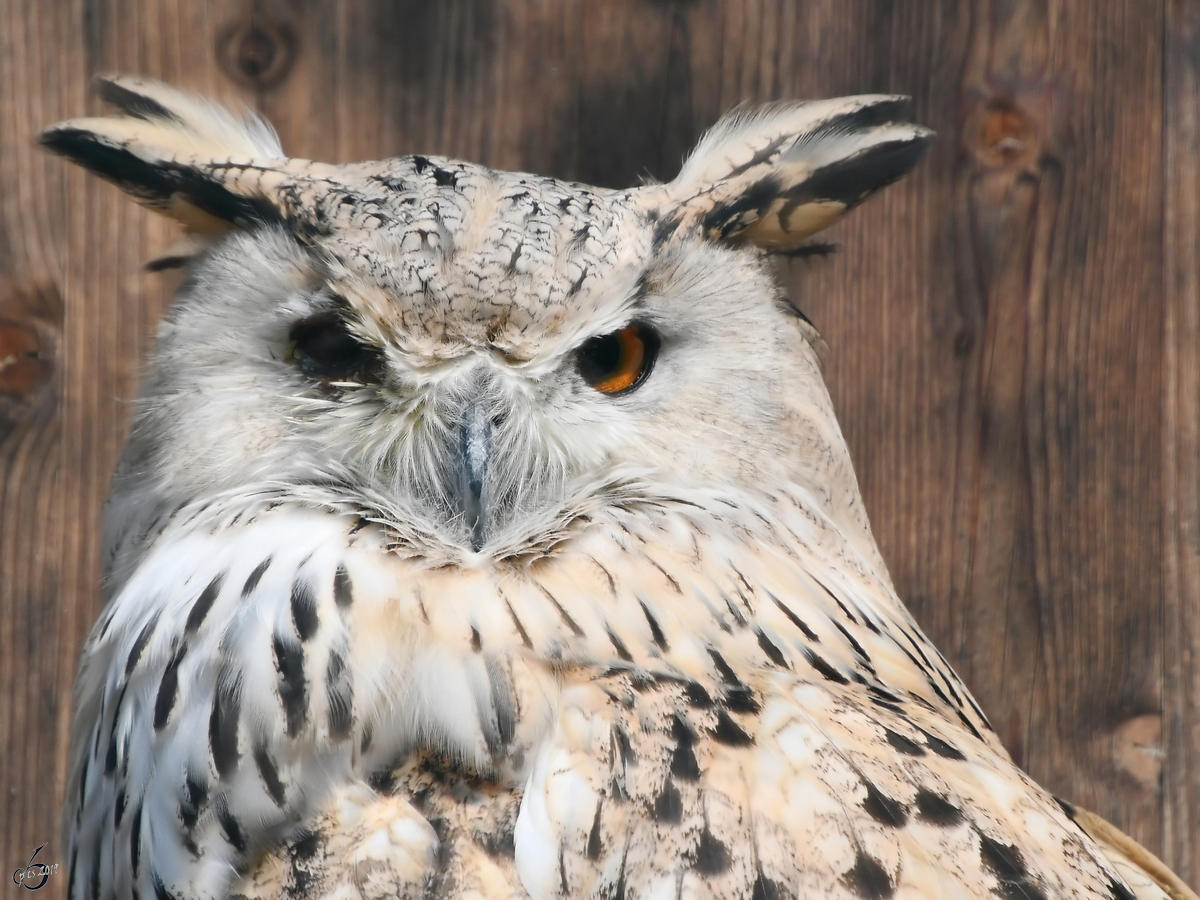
[1,1,1194,895]
[1164,0,1200,883]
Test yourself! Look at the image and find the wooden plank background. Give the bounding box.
[1,0,1196,895]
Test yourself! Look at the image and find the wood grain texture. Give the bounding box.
[0,1,1193,896]
[1164,0,1200,882]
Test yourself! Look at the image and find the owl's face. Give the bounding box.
[43,80,930,576]
[126,190,824,563]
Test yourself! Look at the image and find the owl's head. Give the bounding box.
[43,77,930,577]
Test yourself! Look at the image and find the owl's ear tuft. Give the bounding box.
[39,75,286,234]
[651,96,933,249]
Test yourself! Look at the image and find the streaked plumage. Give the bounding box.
[42,77,1196,900]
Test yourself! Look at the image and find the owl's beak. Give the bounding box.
[456,402,492,552]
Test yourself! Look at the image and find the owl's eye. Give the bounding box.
[288,312,381,381]
[576,322,660,395]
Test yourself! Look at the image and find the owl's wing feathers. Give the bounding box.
[521,672,1168,900]
[509,508,1181,900]
[1062,805,1199,900]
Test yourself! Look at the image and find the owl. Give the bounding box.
[42,77,1195,900]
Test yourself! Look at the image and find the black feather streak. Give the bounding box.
[669,716,701,780]
[185,575,224,634]
[803,648,849,685]
[770,593,820,641]
[333,565,353,608]
[710,709,754,746]
[954,707,986,742]
[586,800,603,859]
[209,672,242,778]
[755,628,790,668]
[708,648,740,685]
[255,744,287,806]
[753,874,787,900]
[105,726,120,775]
[538,585,585,636]
[845,851,895,899]
[217,803,248,853]
[915,789,964,826]
[290,579,319,641]
[326,649,353,740]
[653,779,683,823]
[693,828,731,874]
[505,600,533,648]
[884,728,925,756]
[130,801,143,876]
[125,613,160,675]
[1054,797,1078,819]
[181,772,207,829]
[832,619,873,667]
[274,635,308,736]
[978,833,1046,900]
[639,601,668,650]
[241,559,271,597]
[288,828,321,898]
[862,780,907,827]
[723,685,761,714]
[40,129,285,228]
[916,724,964,763]
[684,681,713,708]
[114,785,127,827]
[613,845,628,900]
[98,78,185,123]
[607,628,632,661]
[790,138,930,214]
[153,642,188,731]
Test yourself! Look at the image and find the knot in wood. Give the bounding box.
[1110,714,1163,792]
[217,18,295,90]
[970,97,1038,171]
[0,317,52,399]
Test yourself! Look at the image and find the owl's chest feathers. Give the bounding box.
[93,495,992,799]
[69,498,1006,900]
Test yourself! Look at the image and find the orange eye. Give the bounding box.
[576,322,660,395]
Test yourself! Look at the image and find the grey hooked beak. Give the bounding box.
[457,403,492,551]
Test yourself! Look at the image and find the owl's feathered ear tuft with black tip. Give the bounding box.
[40,76,288,237]
[643,95,933,249]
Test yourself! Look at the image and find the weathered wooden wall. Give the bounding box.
[1,0,1196,895]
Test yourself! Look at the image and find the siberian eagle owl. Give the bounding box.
[41,77,1196,900]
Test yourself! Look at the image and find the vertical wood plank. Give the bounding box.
[1163,0,1200,884]
[0,2,82,892]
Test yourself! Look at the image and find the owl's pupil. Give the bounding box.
[582,335,622,374]
[289,312,380,381]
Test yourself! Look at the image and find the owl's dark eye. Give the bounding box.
[576,322,660,395]
[288,312,381,381]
